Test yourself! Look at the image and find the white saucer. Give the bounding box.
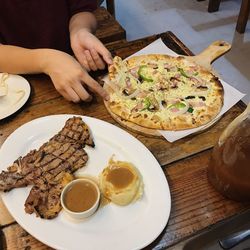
[0,73,31,120]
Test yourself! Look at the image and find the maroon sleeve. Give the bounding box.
[68,0,98,16]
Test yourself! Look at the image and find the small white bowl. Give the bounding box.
[61,178,100,220]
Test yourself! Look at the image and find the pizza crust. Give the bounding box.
[106,54,224,131]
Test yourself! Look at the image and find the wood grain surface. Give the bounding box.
[94,7,126,44]
[0,197,14,226]
[147,150,250,249]
[0,31,249,250]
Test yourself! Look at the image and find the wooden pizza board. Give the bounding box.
[103,40,231,138]
[183,40,231,75]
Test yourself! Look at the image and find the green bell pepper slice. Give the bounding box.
[178,67,190,78]
[168,102,187,110]
[142,97,152,110]
[138,65,153,82]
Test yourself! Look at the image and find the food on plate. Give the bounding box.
[0,73,8,97]
[105,55,223,130]
[25,172,74,219]
[99,157,143,206]
[0,73,26,117]
[0,117,94,219]
[61,178,100,219]
[0,89,26,116]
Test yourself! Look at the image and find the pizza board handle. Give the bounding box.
[185,40,231,72]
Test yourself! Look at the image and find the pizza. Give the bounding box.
[105,54,223,130]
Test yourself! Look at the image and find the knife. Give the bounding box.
[219,229,250,249]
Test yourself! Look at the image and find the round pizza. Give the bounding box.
[105,54,223,130]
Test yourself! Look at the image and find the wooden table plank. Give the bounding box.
[0,197,14,226]
[146,150,250,249]
[106,31,194,57]
[2,224,52,250]
[94,7,126,44]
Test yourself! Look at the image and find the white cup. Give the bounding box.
[60,178,100,220]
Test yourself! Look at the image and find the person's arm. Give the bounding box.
[0,45,45,74]
[69,12,113,71]
[0,45,109,102]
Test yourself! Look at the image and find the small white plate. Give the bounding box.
[0,115,171,250]
[0,73,30,120]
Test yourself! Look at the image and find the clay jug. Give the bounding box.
[208,104,250,201]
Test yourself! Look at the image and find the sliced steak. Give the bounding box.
[25,172,74,219]
[52,116,94,147]
[0,117,94,219]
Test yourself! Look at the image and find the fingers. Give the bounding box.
[90,49,105,70]
[66,88,81,103]
[60,87,80,103]
[95,44,113,65]
[78,56,90,72]
[60,84,92,103]
[74,49,90,71]
[84,48,112,71]
[57,74,108,102]
[54,79,91,103]
[82,73,109,101]
[72,81,92,102]
[52,72,108,102]
[75,47,112,72]
[84,50,98,71]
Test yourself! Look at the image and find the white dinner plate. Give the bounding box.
[0,115,171,250]
[0,73,30,120]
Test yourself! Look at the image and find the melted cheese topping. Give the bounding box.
[109,56,222,126]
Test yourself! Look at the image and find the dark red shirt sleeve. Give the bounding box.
[68,0,98,17]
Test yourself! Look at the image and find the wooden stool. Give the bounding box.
[208,0,221,12]
[207,0,250,33]
[99,0,115,17]
[94,7,126,44]
[106,0,115,17]
[236,0,250,33]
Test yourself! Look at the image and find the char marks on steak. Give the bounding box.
[0,117,94,219]
[25,172,74,219]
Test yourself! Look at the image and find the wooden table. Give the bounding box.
[95,7,126,44]
[0,31,249,250]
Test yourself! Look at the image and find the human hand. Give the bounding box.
[70,29,113,71]
[42,49,109,102]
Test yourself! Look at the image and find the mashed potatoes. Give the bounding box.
[99,158,143,206]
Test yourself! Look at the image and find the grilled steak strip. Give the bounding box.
[0,117,94,219]
[52,116,95,147]
[25,172,74,219]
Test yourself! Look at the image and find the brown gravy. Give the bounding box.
[64,181,98,212]
[106,167,134,189]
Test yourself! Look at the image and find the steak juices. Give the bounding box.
[208,106,250,201]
